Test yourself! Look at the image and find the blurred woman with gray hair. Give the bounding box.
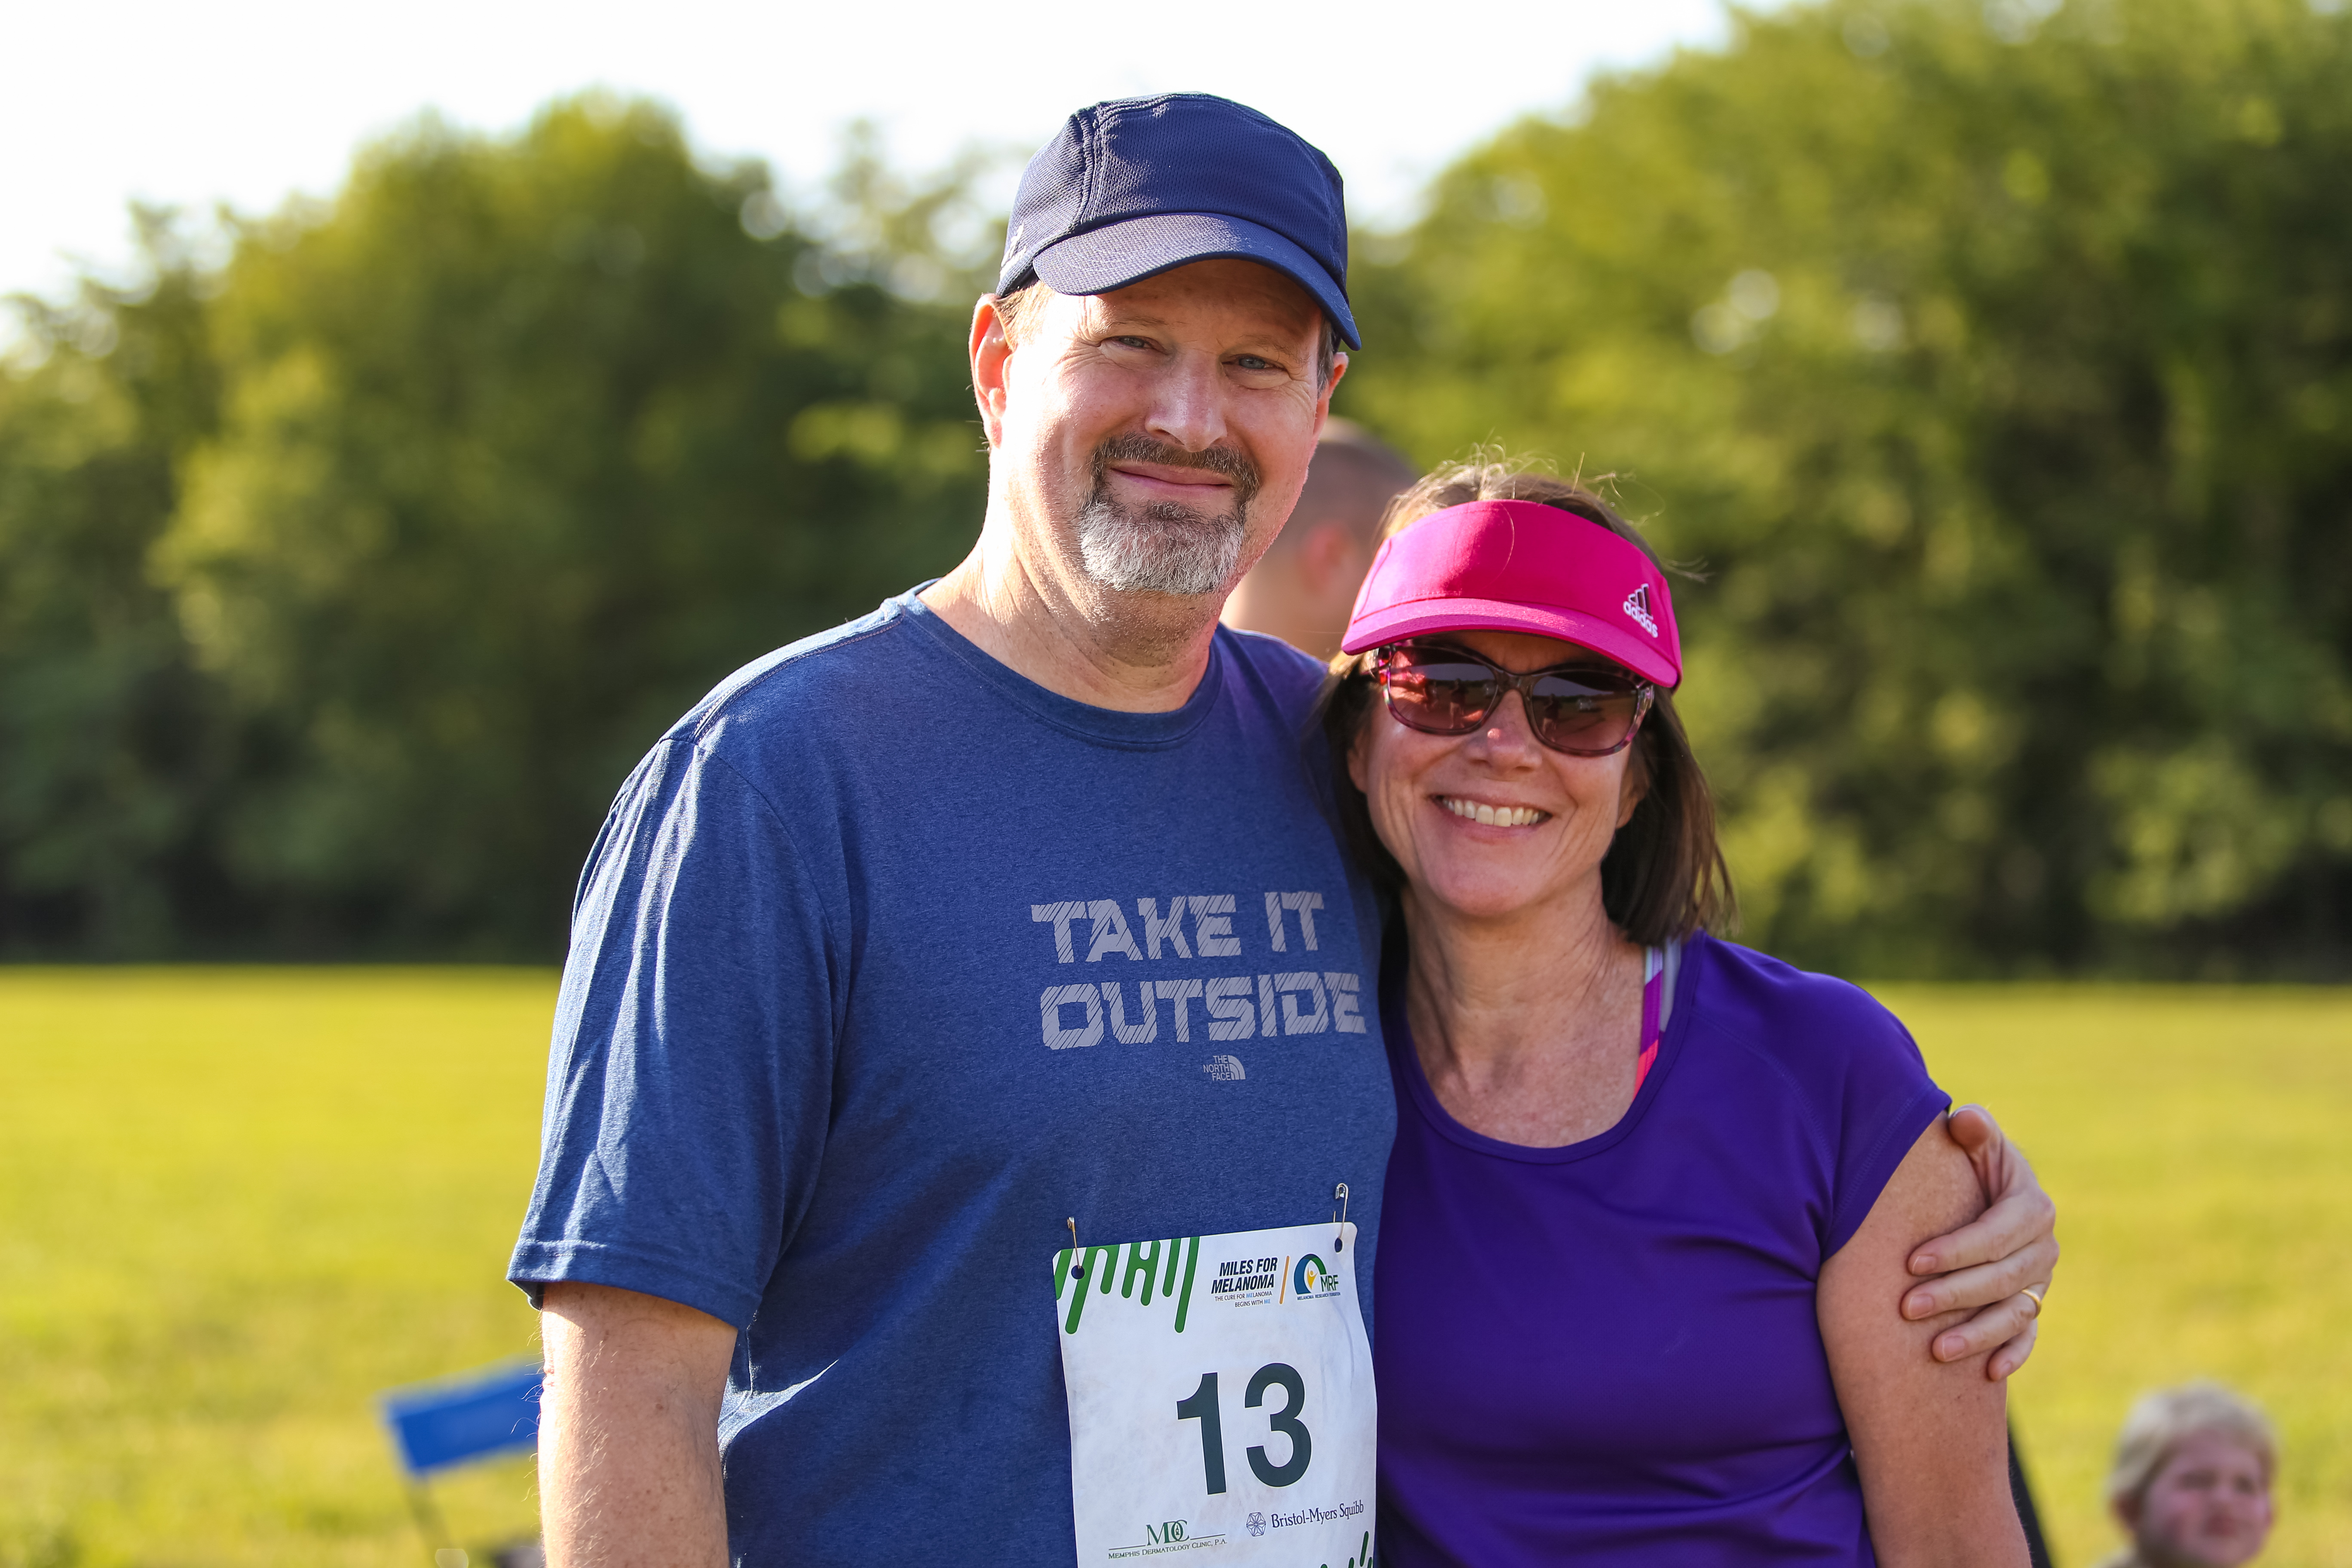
[2100,1382,2277,1568]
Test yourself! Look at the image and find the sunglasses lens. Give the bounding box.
[1384,649,1498,735]
[1384,645,1650,755]
[1526,673,1642,754]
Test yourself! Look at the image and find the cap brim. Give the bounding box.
[1340,598,1681,687]
[1032,211,1360,349]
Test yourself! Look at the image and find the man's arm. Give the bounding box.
[540,1281,738,1568]
[1820,1120,2029,1568]
[1899,1105,2060,1378]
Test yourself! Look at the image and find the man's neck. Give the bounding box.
[919,500,1226,714]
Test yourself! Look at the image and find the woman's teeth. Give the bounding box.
[1440,797,1546,828]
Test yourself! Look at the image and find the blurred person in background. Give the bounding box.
[2100,1383,2278,1568]
[512,94,2059,1568]
[1220,418,1416,659]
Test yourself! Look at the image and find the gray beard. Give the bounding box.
[1074,493,1247,597]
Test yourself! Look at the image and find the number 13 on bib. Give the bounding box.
[1053,1222,1375,1566]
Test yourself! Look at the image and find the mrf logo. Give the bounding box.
[1145,1520,1190,1544]
[1292,1254,1341,1297]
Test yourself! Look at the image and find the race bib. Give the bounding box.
[1053,1222,1374,1567]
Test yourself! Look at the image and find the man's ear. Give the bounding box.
[971,295,1013,447]
[1314,352,1349,431]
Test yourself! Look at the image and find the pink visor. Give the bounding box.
[1340,499,1681,687]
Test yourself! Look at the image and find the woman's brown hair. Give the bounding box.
[1319,459,1735,946]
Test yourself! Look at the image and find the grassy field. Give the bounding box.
[0,971,548,1568]
[1,971,2347,1566]
[1879,984,2352,1568]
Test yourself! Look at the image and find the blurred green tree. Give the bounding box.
[8,17,2348,973]
[145,97,987,955]
[1340,0,2352,974]
[0,215,233,955]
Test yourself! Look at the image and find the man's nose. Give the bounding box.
[1142,350,1229,453]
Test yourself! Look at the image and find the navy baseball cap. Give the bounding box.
[996,93,1360,350]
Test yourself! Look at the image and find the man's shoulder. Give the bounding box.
[1215,625,1331,723]
[665,593,928,752]
[638,606,1332,794]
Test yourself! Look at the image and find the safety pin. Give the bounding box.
[1067,1217,1086,1279]
[1331,1183,1350,1252]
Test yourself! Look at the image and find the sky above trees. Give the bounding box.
[2,0,1730,312]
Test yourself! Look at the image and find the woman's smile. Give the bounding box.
[1433,794,1552,830]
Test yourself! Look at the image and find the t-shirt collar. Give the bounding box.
[893,586,1228,751]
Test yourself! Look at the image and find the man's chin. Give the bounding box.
[1077,556,1237,600]
[1073,507,1243,599]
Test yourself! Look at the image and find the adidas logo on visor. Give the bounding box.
[1623,584,1659,637]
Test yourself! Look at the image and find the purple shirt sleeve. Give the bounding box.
[1824,1006,1950,1257]
[1704,944,1951,1260]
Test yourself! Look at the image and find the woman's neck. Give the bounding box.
[1400,879,1648,1148]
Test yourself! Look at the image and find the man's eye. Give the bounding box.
[1234,355,1279,372]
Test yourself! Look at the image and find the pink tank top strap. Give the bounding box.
[1635,947,1665,1091]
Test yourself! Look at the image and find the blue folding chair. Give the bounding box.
[380,1359,544,1566]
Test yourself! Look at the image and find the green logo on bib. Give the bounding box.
[1292,1254,1338,1296]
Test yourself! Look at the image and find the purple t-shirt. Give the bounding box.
[1374,933,1948,1566]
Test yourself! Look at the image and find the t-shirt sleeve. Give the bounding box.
[507,735,840,1329]
[1816,989,1951,1260]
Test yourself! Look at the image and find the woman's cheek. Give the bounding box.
[1364,730,1427,875]
[1372,766,1416,873]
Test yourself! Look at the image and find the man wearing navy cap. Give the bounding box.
[511,95,2058,1565]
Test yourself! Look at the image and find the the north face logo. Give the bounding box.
[1623,584,1660,637]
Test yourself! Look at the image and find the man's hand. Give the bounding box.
[541,1281,737,1568]
[1899,1105,2058,1381]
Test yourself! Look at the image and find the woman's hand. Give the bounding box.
[1899,1104,2058,1379]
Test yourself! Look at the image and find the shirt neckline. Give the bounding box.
[1382,931,1704,1166]
[891,586,1230,751]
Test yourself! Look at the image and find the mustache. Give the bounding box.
[1090,433,1261,506]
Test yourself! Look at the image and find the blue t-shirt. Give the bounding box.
[1374,933,1950,1566]
[510,589,1395,1566]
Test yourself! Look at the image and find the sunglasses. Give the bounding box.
[1375,641,1656,757]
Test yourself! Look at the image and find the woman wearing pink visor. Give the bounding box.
[1323,464,2033,1567]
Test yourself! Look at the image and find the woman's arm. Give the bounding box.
[1819,1119,2029,1568]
